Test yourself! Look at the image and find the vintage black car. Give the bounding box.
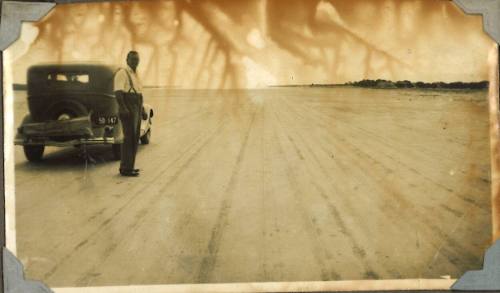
[15,64,154,161]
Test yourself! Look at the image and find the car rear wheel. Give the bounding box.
[140,129,151,145]
[24,145,45,162]
[47,101,88,121]
[112,144,121,160]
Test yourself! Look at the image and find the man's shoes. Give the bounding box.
[120,169,139,177]
[134,169,140,172]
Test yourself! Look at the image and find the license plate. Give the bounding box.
[95,116,118,125]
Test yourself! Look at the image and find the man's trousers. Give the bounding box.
[119,93,143,171]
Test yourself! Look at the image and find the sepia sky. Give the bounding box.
[7,0,495,88]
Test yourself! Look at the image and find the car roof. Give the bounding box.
[27,63,121,95]
[29,63,120,73]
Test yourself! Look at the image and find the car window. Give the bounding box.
[48,73,90,84]
[55,74,67,81]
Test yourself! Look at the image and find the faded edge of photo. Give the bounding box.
[490,44,500,241]
[51,279,456,293]
[2,8,499,293]
[4,46,17,255]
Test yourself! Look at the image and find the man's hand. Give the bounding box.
[120,108,131,118]
[115,91,130,118]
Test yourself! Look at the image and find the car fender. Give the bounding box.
[141,104,153,135]
[112,119,124,143]
[15,114,33,140]
[21,114,33,125]
[143,104,153,119]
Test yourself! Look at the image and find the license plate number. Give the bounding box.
[95,116,118,125]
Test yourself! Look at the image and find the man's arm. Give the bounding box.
[114,69,130,116]
[115,90,130,116]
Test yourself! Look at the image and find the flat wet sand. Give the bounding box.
[13,87,492,286]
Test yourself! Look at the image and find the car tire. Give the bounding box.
[24,145,44,162]
[112,144,121,160]
[140,129,151,145]
[47,101,88,121]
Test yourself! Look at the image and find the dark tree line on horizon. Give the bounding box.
[345,79,489,90]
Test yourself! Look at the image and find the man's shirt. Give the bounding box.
[114,66,143,94]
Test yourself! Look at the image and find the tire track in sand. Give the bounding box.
[196,107,258,283]
[44,117,228,281]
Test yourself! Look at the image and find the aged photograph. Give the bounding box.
[3,0,496,289]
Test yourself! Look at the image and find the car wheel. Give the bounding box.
[140,129,151,145]
[47,101,88,121]
[112,144,121,160]
[23,145,44,162]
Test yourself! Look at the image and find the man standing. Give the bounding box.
[114,51,143,177]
